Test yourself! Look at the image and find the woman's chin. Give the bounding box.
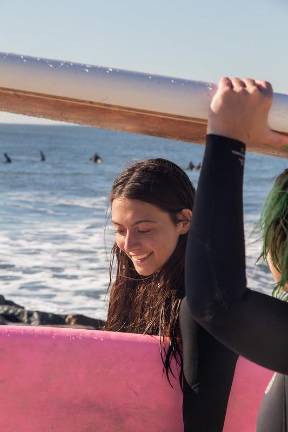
[134,267,154,276]
[133,260,164,277]
[132,262,157,276]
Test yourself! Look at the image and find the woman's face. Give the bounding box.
[112,198,191,276]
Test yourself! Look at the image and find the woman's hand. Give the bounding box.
[208,77,288,150]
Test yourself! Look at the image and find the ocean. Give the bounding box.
[1,124,287,321]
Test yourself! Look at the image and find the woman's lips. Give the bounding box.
[130,252,153,263]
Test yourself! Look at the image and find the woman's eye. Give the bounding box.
[114,230,125,236]
[113,227,152,235]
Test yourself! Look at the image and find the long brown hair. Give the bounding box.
[105,158,195,382]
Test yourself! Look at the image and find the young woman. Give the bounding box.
[105,158,238,431]
[183,77,288,430]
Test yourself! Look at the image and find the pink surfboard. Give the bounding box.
[0,326,272,431]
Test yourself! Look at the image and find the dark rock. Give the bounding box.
[0,296,105,329]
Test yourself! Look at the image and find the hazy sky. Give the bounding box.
[1,0,287,123]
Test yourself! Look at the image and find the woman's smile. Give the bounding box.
[129,252,153,264]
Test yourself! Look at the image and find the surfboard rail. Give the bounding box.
[0,52,288,157]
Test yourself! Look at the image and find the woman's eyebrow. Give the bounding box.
[111,219,157,226]
[133,220,157,225]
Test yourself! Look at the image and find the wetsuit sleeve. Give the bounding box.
[185,134,288,375]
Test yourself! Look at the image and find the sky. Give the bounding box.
[1,0,287,123]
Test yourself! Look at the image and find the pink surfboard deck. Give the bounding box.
[0,326,272,432]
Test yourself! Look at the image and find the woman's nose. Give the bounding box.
[123,231,139,252]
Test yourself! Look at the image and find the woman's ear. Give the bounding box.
[176,209,192,234]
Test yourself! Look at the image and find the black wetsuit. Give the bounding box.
[180,317,238,431]
[183,134,288,431]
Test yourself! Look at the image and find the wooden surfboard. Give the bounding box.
[0,52,287,157]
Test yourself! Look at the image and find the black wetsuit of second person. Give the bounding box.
[181,134,288,431]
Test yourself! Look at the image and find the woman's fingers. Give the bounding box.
[256,80,273,98]
[243,78,257,93]
[218,76,233,91]
[243,78,273,97]
[217,77,273,96]
[231,77,246,92]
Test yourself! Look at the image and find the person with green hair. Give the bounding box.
[180,76,288,431]
[260,168,288,302]
[256,168,288,429]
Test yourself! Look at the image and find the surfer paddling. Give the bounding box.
[90,153,102,163]
[4,153,12,163]
[186,161,201,171]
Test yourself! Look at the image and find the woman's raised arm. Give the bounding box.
[185,78,288,374]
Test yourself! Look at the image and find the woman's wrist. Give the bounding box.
[207,126,248,145]
[206,131,247,146]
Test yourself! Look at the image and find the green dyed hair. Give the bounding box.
[259,168,288,300]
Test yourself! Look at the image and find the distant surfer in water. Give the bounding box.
[105,157,237,431]
[4,153,12,163]
[186,161,195,170]
[40,151,46,162]
[186,161,201,171]
[90,153,102,163]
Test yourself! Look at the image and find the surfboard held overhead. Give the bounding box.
[0,52,287,157]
